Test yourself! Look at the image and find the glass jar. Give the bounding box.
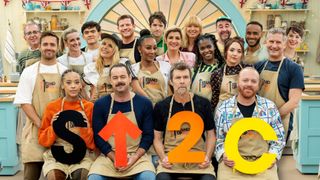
[50,15,58,30]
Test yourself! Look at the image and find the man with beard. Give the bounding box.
[244,21,268,64]
[17,22,41,73]
[14,32,67,180]
[215,16,233,55]
[153,62,216,180]
[88,63,156,179]
[215,67,285,180]
[255,28,304,141]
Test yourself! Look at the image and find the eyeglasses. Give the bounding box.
[25,31,40,36]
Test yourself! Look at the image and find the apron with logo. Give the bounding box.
[191,63,217,101]
[157,93,215,175]
[120,39,137,64]
[89,92,155,177]
[137,62,166,105]
[259,60,291,138]
[218,65,242,103]
[42,98,93,176]
[67,53,87,75]
[217,100,278,180]
[21,63,61,163]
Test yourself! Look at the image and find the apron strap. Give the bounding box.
[108,92,135,116]
[67,52,87,68]
[60,97,85,112]
[232,96,260,119]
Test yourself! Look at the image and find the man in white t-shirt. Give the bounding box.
[14,32,67,180]
[81,21,101,59]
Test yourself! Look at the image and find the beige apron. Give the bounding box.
[137,62,166,105]
[191,63,216,101]
[245,49,260,65]
[21,63,61,163]
[93,69,113,101]
[259,60,291,138]
[67,53,87,75]
[217,41,224,56]
[42,98,93,177]
[89,92,155,177]
[218,100,278,180]
[219,65,242,102]
[156,39,165,56]
[157,93,215,175]
[120,39,137,64]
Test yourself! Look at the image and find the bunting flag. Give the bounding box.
[4,0,10,6]
[22,0,30,7]
[61,0,71,7]
[40,1,50,8]
[4,22,17,65]
[83,0,91,9]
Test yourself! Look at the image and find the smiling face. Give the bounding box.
[62,71,82,98]
[139,37,157,62]
[216,20,232,42]
[65,32,81,52]
[266,33,286,61]
[118,18,135,39]
[165,31,182,51]
[237,68,259,99]
[24,24,41,49]
[198,39,215,62]
[226,42,243,66]
[100,38,116,60]
[110,66,131,94]
[245,24,263,48]
[286,30,302,50]
[40,36,58,61]
[186,24,201,39]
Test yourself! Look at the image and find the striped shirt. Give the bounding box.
[214,95,286,161]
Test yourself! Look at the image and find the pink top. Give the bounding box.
[156,51,196,68]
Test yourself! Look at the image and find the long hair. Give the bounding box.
[95,38,120,75]
[182,16,203,49]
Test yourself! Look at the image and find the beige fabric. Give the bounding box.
[94,72,113,101]
[21,63,61,163]
[120,39,137,64]
[137,62,166,105]
[217,161,278,180]
[89,92,155,177]
[219,65,241,102]
[157,93,215,175]
[16,108,26,144]
[42,98,93,177]
[25,58,40,67]
[259,60,291,137]
[191,66,213,101]
[66,53,87,75]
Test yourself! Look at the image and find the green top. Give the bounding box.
[17,49,41,73]
[156,36,167,54]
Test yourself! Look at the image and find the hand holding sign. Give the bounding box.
[98,111,142,168]
[224,118,277,174]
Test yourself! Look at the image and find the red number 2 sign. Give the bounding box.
[167,111,205,163]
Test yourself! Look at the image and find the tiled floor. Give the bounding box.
[0,155,318,180]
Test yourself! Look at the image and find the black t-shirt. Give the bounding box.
[153,95,215,134]
[120,39,141,63]
[237,102,256,117]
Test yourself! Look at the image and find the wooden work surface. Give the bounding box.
[304,78,320,84]
[304,84,320,92]
[0,82,18,87]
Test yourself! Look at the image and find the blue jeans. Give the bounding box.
[88,170,155,180]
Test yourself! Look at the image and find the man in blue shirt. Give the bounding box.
[88,63,155,179]
[255,28,304,140]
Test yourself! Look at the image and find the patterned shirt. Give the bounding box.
[214,95,286,161]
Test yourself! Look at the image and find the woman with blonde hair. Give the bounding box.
[181,16,203,55]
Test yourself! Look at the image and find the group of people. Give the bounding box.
[13,11,305,180]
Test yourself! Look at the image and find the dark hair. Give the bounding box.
[169,62,192,81]
[137,29,154,47]
[81,21,101,33]
[286,25,304,38]
[224,36,245,60]
[246,21,263,31]
[109,63,131,77]
[40,31,59,45]
[117,14,135,26]
[61,69,81,96]
[101,33,120,47]
[165,26,182,39]
[195,34,224,69]
[149,11,167,27]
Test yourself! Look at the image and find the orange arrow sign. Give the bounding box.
[98,111,142,167]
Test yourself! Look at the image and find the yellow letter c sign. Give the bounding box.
[224,118,277,174]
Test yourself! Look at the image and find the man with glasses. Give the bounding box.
[17,22,41,73]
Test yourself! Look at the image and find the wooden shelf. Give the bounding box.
[246,9,309,12]
[296,49,309,53]
[25,10,85,13]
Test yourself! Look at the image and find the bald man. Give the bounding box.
[214,67,285,180]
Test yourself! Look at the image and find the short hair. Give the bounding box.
[246,21,263,31]
[60,28,78,52]
[117,14,135,26]
[286,25,304,38]
[164,26,182,39]
[81,21,101,33]
[266,28,287,42]
[169,62,192,80]
[109,63,131,77]
[149,11,167,27]
[40,31,59,45]
[239,67,260,80]
[24,22,40,34]
[224,36,245,60]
